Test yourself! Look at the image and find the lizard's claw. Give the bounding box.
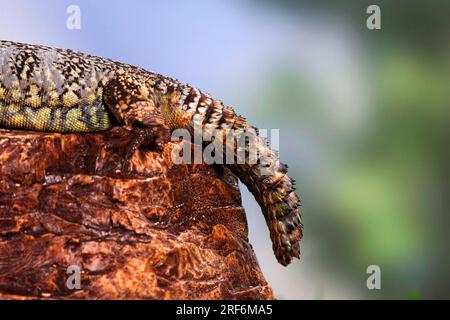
[105,126,169,160]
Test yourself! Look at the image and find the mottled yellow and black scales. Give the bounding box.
[0,40,303,266]
[0,42,107,131]
[0,40,171,132]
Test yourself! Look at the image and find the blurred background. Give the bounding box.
[0,0,448,299]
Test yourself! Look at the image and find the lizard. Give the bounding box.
[0,40,303,266]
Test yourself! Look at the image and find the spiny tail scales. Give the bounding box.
[227,124,303,266]
[163,87,303,266]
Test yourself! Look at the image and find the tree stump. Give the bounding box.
[0,127,273,300]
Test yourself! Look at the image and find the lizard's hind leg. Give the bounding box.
[102,74,171,169]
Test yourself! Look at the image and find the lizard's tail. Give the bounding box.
[223,113,303,266]
[180,93,303,266]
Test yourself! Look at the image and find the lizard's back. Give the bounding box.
[0,40,157,132]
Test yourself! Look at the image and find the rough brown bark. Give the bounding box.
[0,127,273,300]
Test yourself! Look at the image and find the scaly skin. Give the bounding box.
[0,40,303,266]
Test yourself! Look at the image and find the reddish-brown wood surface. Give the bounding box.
[0,127,273,299]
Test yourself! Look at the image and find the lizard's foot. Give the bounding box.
[104,126,170,172]
[146,124,171,154]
